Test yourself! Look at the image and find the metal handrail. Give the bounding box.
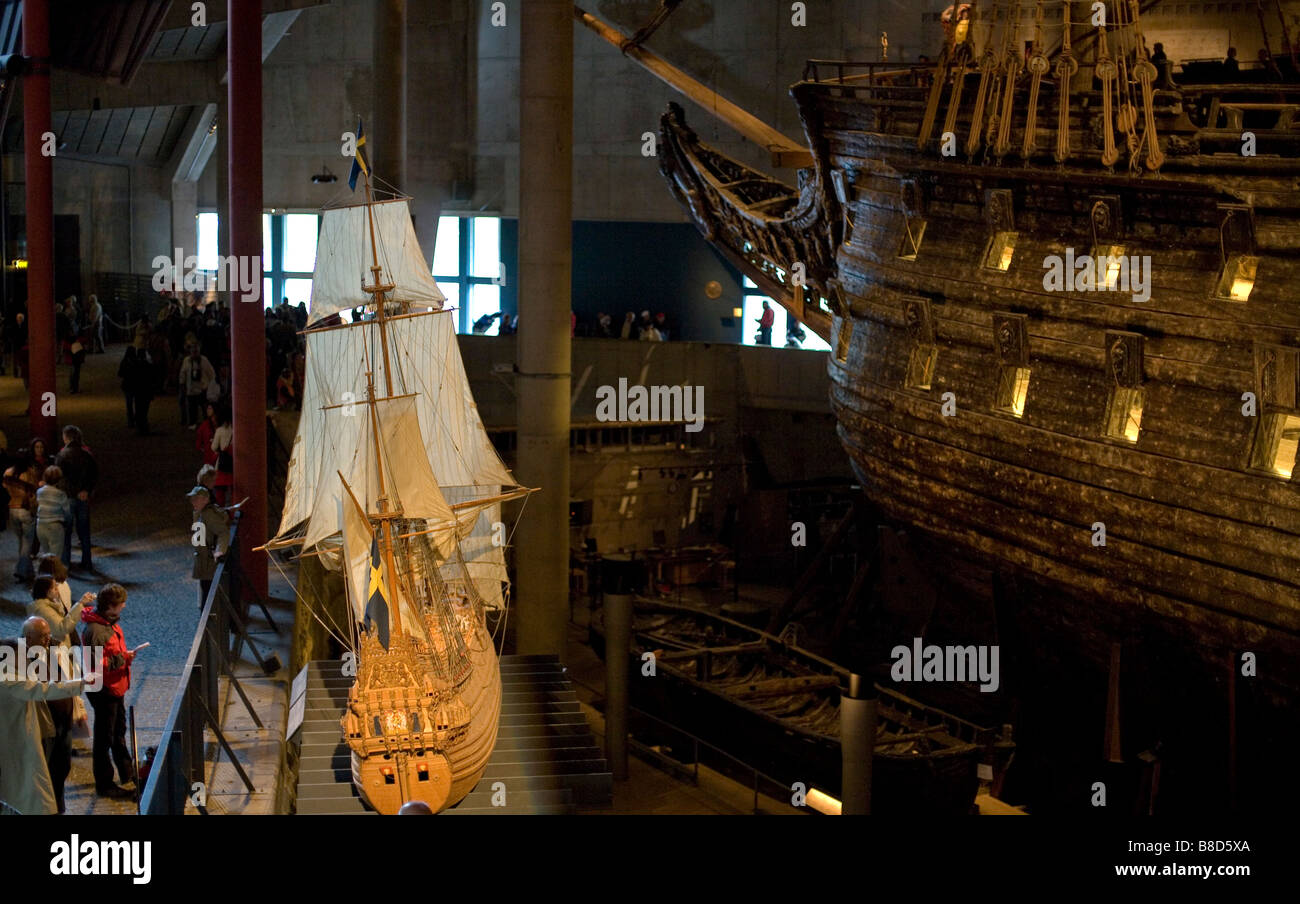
[137,514,242,815]
[567,673,808,814]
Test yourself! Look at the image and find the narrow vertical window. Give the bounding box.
[1251,412,1300,478]
[1103,331,1144,443]
[1091,243,1126,291]
[906,346,938,390]
[1104,386,1144,443]
[983,231,1018,271]
[898,217,927,260]
[994,366,1031,417]
[1216,254,1258,302]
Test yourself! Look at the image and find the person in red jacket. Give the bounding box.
[756,300,775,346]
[80,583,148,798]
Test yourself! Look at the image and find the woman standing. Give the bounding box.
[37,553,72,610]
[31,438,49,473]
[211,404,234,506]
[4,447,38,580]
[195,402,218,467]
[35,465,71,567]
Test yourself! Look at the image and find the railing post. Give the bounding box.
[841,672,877,815]
[604,592,632,782]
[186,668,205,811]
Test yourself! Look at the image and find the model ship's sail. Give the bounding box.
[308,198,445,324]
[275,211,518,607]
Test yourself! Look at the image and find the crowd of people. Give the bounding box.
[591,310,674,341]
[0,577,142,813]
[0,286,310,814]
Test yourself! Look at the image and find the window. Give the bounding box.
[1104,387,1144,443]
[283,278,313,306]
[906,346,938,390]
[432,215,505,334]
[467,284,502,335]
[898,217,927,260]
[197,212,219,272]
[994,366,1031,417]
[983,231,1018,271]
[283,213,319,273]
[199,211,318,309]
[1091,244,1126,291]
[836,318,852,362]
[742,276,831,352]
[1216,254,1258,302]
[1251,412,1300,478]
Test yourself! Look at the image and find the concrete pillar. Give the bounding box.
[22,0,56,445]
[171,180,198,267]
[216,96,229,280]
[403,0,471,256]
[227,0,268,598]
[372,0,406,191]
[514,0,572,658]
[603,592,631,780]
[840,673,876,815]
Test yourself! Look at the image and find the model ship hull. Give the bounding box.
[590,600,1003,814]
[659,72,1300,697]
[344,618,501,814]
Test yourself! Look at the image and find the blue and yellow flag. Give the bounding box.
[363,535,390,649]
[348,117,369,192]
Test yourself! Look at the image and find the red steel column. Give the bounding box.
[22,0,56,445]
[227,0,267,597]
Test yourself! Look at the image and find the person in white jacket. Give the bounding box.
[0,620,85,815]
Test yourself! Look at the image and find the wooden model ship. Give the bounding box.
[269,167,529,813]
[589,599,1011,814]
[636,1,1300,699]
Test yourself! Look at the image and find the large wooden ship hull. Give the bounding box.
[590,599,1006,814]
[659,65,1300,700]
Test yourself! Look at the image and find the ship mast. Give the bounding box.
[358,167,406,640]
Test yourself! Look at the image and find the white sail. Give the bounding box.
[277,309,515,605]
[301,396,459,554]
[308,198,446,324]
[278,313,514,536]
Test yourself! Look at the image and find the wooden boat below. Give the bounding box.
[590,599,1009,814]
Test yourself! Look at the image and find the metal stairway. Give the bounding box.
[294,654,612,815]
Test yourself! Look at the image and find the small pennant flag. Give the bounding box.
[363,535,390,649]
[348,117,369,192]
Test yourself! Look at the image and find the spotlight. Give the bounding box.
[311,165,338,184]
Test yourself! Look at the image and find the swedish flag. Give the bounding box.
[363,535,390,649]
[348,117,369,192]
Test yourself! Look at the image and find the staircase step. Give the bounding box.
[449,788,573,811]
[294,655,612,815]
[482,758,609,779]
